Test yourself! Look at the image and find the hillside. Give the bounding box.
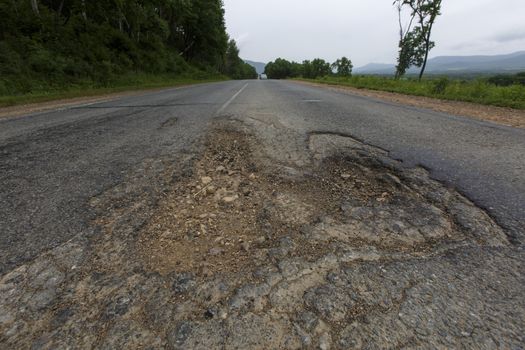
[355,51,525,75]
[0,0,255,99]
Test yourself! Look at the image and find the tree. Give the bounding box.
[30,0,40,17]
[225,39,240,75]
[224,39,257,79]
[265,58,295,79]
[301,60,313,79]
[331,57,353,77]
[394,0,442,80]
[395,27,426,78]
[301,58,330,79]
[311,58,331,78]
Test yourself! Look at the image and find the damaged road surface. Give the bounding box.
[1,81,524,349]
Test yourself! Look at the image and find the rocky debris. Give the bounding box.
[200,176,213,185]
[221,195,238,204]
[0,119,523,349]
[172,272,196,294]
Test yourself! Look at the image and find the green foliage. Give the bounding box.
[264,58,297,79]
[488,72,525,87]
[0,0,251,97]
[303,59,331,79]
[432,77,449,94]
[331,57,353,77]
[396,28,427,77]
[301,76,525,110]
[394,0,442,79]
[224,40,257,79]
[265,57,351,80]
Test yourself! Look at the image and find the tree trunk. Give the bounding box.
[81,0,87,21]
[10,0,19,17]
[418,21,434,81]
[418,45,429,81]
[30,0,40,16]
[180,38,195,57]
[58,0,64,15]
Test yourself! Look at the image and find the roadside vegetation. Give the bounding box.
[264,57,525,110]
[0,74,224,107]
[0,0,256,106]
[303,75,525,110]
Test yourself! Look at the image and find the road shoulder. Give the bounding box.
[295,80,525,129]
[0,81,217,120]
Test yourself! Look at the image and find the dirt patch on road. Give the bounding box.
[138,125,508,280]
[298,80,525,129]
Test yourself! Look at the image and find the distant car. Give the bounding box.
[259,74,268,80]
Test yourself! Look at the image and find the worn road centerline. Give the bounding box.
[217,83,249,114]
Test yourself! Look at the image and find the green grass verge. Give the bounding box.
[297,76,525,110]
[0,73,227,108]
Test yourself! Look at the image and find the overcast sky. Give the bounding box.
[223,0,525,67]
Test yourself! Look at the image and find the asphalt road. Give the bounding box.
[1,80,524,274]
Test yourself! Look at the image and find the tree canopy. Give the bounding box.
[264,57,352,80]
[331,57,353,77]
[394,0,442,80]
[0,0,254,95]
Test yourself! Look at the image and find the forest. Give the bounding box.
[0,0,256,97]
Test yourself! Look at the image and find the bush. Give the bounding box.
[488,72,525,87]
[432,77,449,94]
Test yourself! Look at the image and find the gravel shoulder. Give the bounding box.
[296,80,525,129]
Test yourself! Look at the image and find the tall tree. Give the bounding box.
[310,58,331,78]
[224,39,256,79]
[331,57,353,77]
[394,0,442,80]
[30,0,40,16]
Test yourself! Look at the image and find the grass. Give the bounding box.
[298,76,525,110]
[0,73,227,108]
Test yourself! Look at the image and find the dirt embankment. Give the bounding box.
[0,117,523,349]
[298,80,525,129]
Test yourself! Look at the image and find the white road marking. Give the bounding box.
[217,83,249,113]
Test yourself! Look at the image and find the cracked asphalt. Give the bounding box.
[226,80,525,241]
[0,80,524,348]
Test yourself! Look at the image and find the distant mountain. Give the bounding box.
[355,51,525,75]
[354,63,395,75]
[245,60,266,74]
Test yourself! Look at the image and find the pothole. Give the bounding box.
[136,123,508,278]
